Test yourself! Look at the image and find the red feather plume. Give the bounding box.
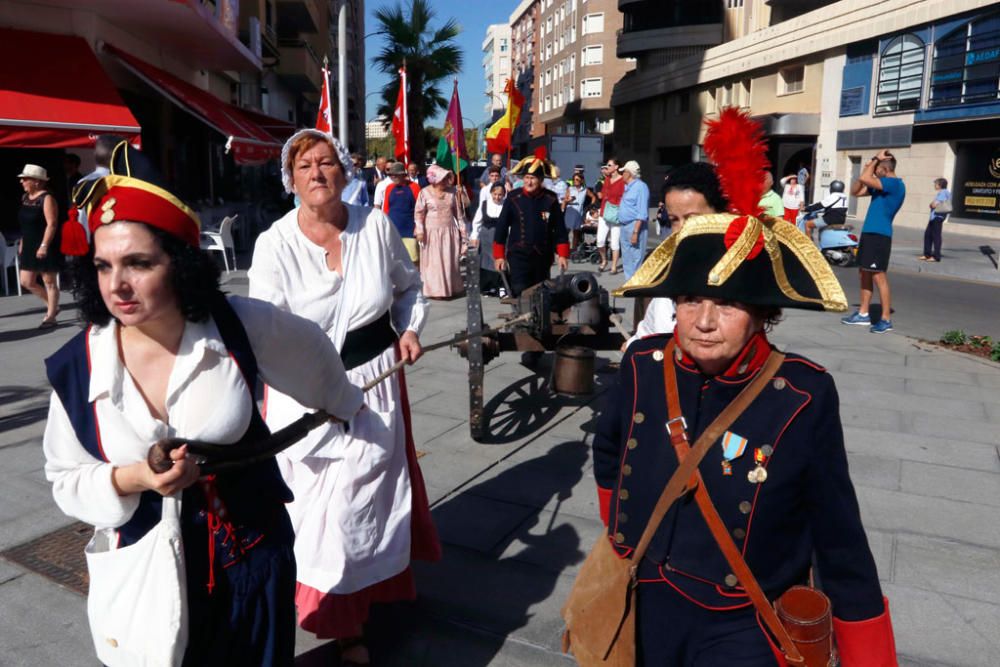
[703,108,769,218]
[533,145,547,160]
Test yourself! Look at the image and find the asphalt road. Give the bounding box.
[831,265,1000,342]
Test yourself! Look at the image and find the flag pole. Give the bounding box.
[452,79,463,203]
[402,59,409,165]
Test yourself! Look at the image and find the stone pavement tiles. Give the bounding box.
[2,270,1000,666]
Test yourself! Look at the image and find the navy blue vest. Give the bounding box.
[45,297,291,549]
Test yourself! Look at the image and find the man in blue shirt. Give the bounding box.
[842,149,905,333]
[618,160,650,280]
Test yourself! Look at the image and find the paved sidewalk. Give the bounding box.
[1,262,998,666]
[888,225,999,284]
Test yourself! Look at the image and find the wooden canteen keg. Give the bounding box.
[553,345,596,395]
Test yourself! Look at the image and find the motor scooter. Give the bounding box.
[797,211,858,266]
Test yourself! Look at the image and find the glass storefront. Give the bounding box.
[952,142,1000,223]
[930,12,1000,107]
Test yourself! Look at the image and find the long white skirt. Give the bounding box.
[265,346,412,595]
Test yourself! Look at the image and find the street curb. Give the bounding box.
[907,337,1000,370]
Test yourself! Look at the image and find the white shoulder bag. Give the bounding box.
[85,494,188,667]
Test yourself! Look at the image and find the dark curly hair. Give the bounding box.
[70,223,222,326]
[661,162,729,213]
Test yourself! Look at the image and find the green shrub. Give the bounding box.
[941,330,967,346]
[969,335,993,349]
[991,342,1000,363]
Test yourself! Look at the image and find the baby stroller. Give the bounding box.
[570,211,601,265]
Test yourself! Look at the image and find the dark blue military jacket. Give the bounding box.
[494,187,568,257]
[593,333,884,621]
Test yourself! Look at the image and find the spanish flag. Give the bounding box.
[485,79,524,155]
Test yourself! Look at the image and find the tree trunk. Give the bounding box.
[408,70,425,166]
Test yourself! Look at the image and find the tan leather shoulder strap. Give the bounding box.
[629,340,784,569]
[657,341,804,664]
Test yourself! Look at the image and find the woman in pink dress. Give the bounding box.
[414,164,467,298]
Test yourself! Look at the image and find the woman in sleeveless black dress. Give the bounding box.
[17,164,62,327]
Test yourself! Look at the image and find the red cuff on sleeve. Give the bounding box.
[833,597,897,667]
[596,486,613,527]
[492,242,506,260]
[556,242,570,258]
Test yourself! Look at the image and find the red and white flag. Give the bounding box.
[391,66,409,164]
[316,64,333,136]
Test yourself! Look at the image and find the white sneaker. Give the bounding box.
[498,287,508,298]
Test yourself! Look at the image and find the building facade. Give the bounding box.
[483,23,513,122]
[509,0,540,156]
[329,0,366,152]
[534,0,632,147]
[611,0,1000,234]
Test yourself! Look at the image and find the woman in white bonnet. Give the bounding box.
[248,129,441,664]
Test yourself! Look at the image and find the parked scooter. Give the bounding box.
[797,211,859,266]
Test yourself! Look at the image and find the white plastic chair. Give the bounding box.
[1,231,22,296]
[200,214,237,273]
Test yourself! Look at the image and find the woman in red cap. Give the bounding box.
[43,142,363,666]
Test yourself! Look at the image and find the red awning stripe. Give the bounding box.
[103,43,281,163]
[0,28,141,149]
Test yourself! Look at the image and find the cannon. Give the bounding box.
[458,249,625,441]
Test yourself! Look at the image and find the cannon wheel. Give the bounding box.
[464,248,487,441]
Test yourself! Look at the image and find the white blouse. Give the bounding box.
[471,198,505,241]
[628,297,677,348]
[42,296,364,530]
[248,205,426,351]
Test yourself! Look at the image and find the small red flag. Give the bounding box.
[316,65,333,135]
[391,67,409,164]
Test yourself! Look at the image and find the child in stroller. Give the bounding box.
[571,205,601,264]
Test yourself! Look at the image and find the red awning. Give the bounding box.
[239,108,298,142]
[104,44,281,165]
[0,28,141,149]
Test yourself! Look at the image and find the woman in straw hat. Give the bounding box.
[248,129,440,665]
[16,164,63,327]
[591,110,896,665]
[43,141,363,665]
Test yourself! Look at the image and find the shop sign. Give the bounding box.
[954,143,1000,222]
[840,86,865,116]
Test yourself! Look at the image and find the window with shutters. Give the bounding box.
[875,34,925,113]
[582,13,604,35]
[580,78,602,98]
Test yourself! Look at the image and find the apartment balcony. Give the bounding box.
[617,23,722,59]
[277,0,322,34]
[277,39,323,93]
[32,0,260,70]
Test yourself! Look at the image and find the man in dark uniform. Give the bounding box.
[589,111,897,666]
[492,150,569,296]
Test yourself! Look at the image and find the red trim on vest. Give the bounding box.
[84,326,108,462]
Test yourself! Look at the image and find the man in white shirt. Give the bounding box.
[627,162,728,346]
[372,161,399,208]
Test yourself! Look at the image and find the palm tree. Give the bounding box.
[372,0,463,165]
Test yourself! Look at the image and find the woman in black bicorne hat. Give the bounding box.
[591,110,897,666]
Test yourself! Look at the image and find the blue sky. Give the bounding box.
[364,1,512,129]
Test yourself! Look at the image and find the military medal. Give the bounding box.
[720,431,747,477]
[748,447,768,484]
